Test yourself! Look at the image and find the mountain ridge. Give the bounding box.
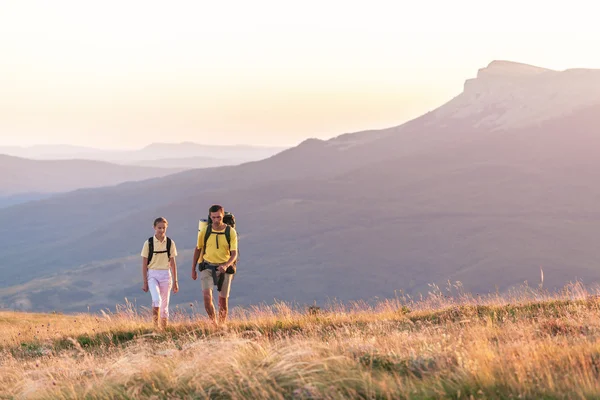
[0,142,288,163]
[0,154,184,196]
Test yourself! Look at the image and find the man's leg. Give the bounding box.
[199,269,217,323]
[218,296,228,324]
[218,273,233,324]
[203,289,216,323]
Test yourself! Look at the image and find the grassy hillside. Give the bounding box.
[2,283,600,399]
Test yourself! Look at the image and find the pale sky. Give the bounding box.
[1,0,599,149]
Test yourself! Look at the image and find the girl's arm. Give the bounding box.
[142,258,149,292]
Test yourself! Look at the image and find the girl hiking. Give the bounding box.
[141,217,179,329]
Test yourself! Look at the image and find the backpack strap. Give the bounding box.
[203,225,232,252]
[224,225,238,267]
[224,225,231,246]
[217,270,225,292]
[203,224,212,251]
[147,237,154,264]
[147,236,171,265]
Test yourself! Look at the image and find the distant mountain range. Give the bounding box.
[1,60,599,312]
[0,154,183,197]
[0,143,288,207]
[0,142,288,167]
[0,192,54,209]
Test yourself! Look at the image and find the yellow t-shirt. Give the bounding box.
[141,236,178,270]
[197,226,238,264]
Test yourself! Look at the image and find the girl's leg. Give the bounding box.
[158,271,172,327]
[147,271,162,327]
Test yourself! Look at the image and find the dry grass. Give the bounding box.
[2,282,600,399]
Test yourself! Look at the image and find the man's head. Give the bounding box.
[209,204,224,225]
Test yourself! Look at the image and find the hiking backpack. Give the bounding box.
[147,237,172,264]
[199,211,238,269]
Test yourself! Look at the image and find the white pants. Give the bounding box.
[148,269,172,319]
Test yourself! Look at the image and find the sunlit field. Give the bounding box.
[2,282,600,399]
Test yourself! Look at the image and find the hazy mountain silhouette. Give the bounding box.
[124,156,259,169]
[135,142,287,160]
[0,154,183,196]
[2,60,600,312]
[0,144,107,159]
[0,142,288,167]
[0,192,53,209]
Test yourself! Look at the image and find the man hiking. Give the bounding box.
[192,204,238,324]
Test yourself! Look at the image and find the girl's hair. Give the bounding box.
[153,217,168,227]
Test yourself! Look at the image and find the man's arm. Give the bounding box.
[220,250,237,272]
[192,246,202,280]
[192,247,202,267]
[192,229,204,279]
